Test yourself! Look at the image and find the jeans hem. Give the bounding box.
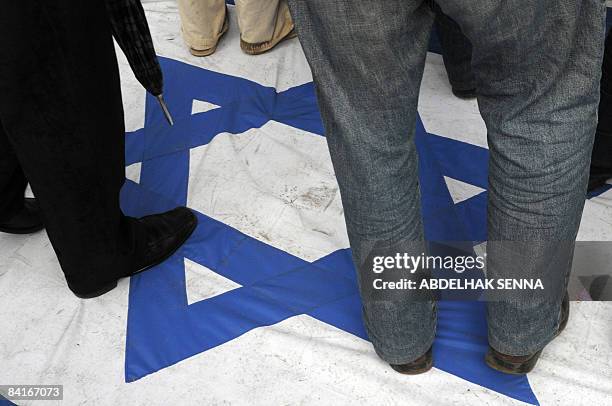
[370,332,436,365]
[362,301,437,364]
[488,320,559,356]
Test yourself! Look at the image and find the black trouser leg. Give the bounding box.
[0,0,138,293]
[590,29,612,190]
[431,2,475,92]
[0,121,27,222]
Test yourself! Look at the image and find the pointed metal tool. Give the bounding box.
[156,94,174,126]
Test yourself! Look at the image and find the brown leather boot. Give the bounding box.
[485,292,570,374]
[389,346,433,375]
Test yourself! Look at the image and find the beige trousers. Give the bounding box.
[177,0,294,50]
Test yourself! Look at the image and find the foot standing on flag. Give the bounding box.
[288,0,606,373]
[177,0,296,56]
[0,0,198,298]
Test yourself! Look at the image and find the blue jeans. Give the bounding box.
[287,0,607,363]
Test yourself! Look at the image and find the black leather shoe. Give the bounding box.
[390,346,433,375]
[485,292,569,375]
[452,87,477,99]
[0,198,44,235]
[132,207,198,275]
[73,207,198,299]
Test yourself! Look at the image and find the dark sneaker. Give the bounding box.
[485,292,570,375]
[390,346,433,375]
[72,207,198,299]
[0,198,44,235]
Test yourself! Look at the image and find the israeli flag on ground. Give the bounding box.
[1,3,611,405]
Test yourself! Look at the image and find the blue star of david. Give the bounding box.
[120,57,538,405]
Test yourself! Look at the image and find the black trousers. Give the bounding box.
[432,2,475,92]
[0,0,139,292]
[591,29,612,183]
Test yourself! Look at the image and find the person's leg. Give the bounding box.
[0,122,27,222]
[589,29,612,191]
[288,0,436,366]
[0,0,196,297]
[431,2,475,98]
[177,0,228,56]
[0,0,131,292]
[438,0,607,364]
[0,121,43,235]
[237,0,295,55]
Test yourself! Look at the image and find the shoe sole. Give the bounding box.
[392,358,433,375]
[240,29,297,55]
[0,224,45,235]
[485,348,543,375]
[73,212,198,299]
[390,347,434,375]
[452,88,477,100]
[485,294,570,375]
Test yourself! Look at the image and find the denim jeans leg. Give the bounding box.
[438,0,607,355]
[287,0,436,364]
